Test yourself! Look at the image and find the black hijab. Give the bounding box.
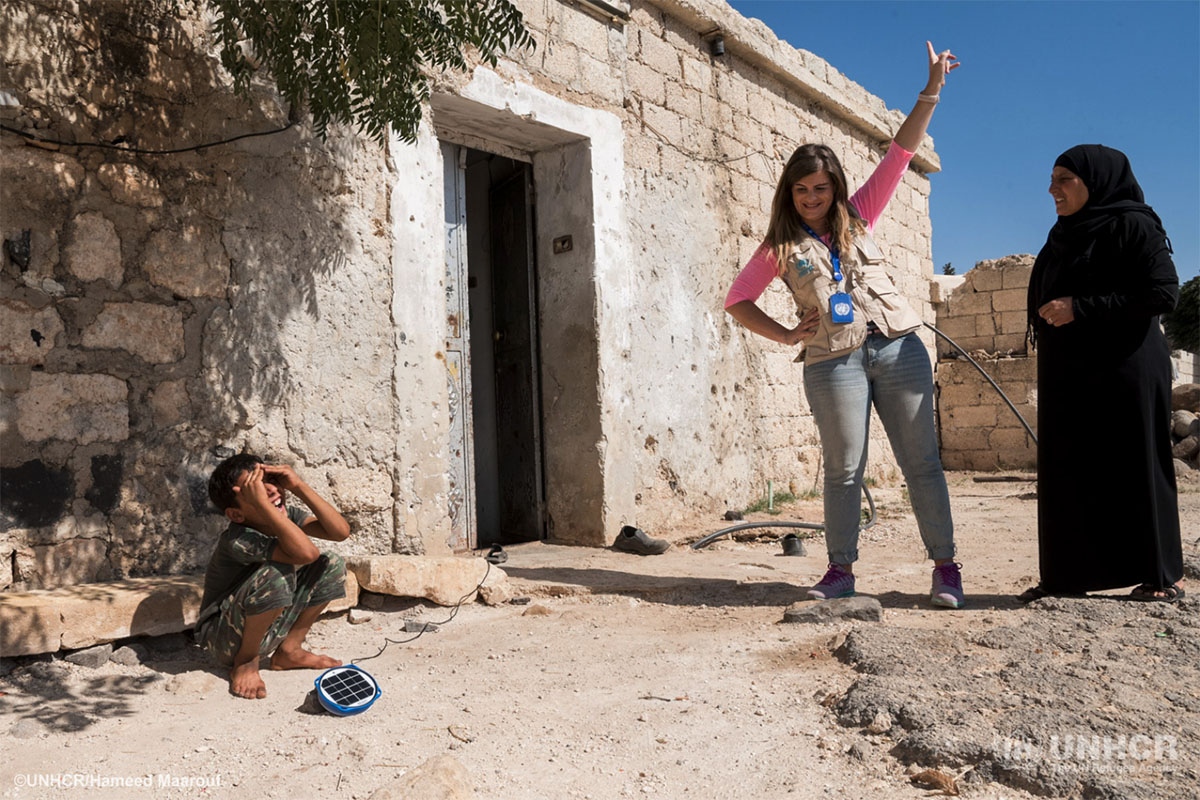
[1027,144,1169,343]
[1049,145,1165,248]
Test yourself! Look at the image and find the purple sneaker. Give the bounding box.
[807,563,855,600]
[931,562,965,609]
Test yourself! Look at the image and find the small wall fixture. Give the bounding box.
[709,35,725,57]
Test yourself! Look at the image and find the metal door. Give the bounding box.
[441,142,475,551]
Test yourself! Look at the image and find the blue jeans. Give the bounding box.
[802,331,955,565]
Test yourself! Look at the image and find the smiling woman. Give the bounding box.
[1049,166,1089,218]
[1025,144,1183,604]
[723,42,969,609]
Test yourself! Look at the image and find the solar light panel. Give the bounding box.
[315,665,381,715]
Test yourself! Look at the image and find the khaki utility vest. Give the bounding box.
[779,228,922,364]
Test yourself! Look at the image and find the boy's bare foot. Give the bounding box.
[269,646,341,671]
[229,660,268,699]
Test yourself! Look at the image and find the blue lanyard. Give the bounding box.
[799,222,842,283]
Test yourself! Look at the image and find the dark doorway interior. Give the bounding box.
[464,149,545,547]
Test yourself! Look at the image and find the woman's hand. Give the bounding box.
[1038,297,1075,327]
[924,40,960,96]
[782,307,821,345]
[894,41,960,152]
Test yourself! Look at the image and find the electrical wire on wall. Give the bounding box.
[0,121,297,155]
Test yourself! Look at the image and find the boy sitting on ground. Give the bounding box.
[196,454,351,699]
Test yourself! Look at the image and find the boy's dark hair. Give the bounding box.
[208,453,263,512]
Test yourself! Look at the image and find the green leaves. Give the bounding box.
[209,0,536,144]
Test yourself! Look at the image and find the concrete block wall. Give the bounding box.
[1173,350,1199,385]
[936,357,1037,470]
[933,256,1038,470]
[931,255,1034,359]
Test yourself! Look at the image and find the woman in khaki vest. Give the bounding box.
[725,42,964,608]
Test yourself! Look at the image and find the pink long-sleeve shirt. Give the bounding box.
[724,141,915,308]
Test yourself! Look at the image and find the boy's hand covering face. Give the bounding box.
[230,465,287,525]
[260,463,303,493]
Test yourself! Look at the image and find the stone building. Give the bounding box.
[1,0,944,592]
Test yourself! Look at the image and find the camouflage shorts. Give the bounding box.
[196,553,346,667]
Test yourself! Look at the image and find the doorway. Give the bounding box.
[462,148,546,548]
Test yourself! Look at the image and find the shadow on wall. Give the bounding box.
[1,0,362,593]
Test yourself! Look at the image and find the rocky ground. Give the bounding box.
[2,472,1198,800]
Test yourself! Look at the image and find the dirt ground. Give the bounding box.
[2,471,1198,800]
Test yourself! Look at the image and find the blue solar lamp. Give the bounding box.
[315,665,382,716]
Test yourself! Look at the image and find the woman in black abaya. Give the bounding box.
[1022,144,1183,603]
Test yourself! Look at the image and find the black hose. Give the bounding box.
[692,322,1035,551]
[923,322,1037,445]
[690,484,875,550]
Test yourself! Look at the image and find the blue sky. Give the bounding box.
[725,0,1199,282]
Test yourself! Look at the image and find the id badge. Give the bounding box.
[829,292,854,323]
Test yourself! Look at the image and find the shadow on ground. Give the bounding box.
[504,565,808,607]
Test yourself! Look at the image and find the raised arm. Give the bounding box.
[261,463,352,542]
[893,41,959,153]
[232,465,322,564]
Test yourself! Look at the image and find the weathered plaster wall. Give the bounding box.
[2,0,945,587]
[491,0,942,533]
[0,0,420,590]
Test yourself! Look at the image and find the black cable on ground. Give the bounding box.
[690,484,876,550]
[923,321,1038,445]
[351,560,492,665]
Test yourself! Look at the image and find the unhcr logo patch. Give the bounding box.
[792,258,814,278]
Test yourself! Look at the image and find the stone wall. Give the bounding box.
[502,0,942,528]
[1,0,413,591]
[1,0,943,589]
[932,256,1037,470]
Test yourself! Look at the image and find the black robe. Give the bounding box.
[1027,146,1182,593]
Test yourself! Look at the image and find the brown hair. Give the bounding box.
[764,144,863,275]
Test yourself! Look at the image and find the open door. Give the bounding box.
[487,166,545,544]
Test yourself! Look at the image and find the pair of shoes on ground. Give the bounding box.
[613,525,669,555]
[806,562,965,609]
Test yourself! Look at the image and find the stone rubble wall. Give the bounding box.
[932,256,1037,470]
[1,0,941,590]
[0,0,415,592]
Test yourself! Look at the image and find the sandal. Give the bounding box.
[1129,583,1185,603]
